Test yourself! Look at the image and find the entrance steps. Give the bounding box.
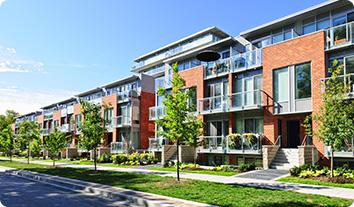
[270,148,299,170]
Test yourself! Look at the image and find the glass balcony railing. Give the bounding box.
[229,90,262,110]
[117,89,139,103]
[41,127,54,135]
[199,134,263,154]
[60,124,72,133]
[149,137,168,151]
[320,73,354,97]
[198,95,229,113]
[110,142,125,153]
[326,22,354,50]
[204,58,231,79]
[149,106,166,121]
[231,49,262,73]
[198,90,262,114]
[114,116,131,128]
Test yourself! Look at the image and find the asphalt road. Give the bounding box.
[0,171,137,207]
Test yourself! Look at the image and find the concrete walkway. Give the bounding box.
[235,169,289,181]
[1,158,354,200]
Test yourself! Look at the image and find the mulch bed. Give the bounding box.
[311,176,354,184]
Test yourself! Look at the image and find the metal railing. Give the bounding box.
[231,49,262,73]
[198,90,262,114]
[204,57,231,79]
[148,137,168,151]
[117,90,138,103]
[229,90,262,110]
[326,22,354,50]
[199,134,262,154]
[320,73,354,96]
[149,106,166,120]
[41,127,54,135]
[60,124,71,133]
[301,135,313,146]
[110,142,125,153]
[114,116,131,128]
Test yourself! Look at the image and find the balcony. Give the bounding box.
[60,124,72,133]
[149,106,166,121]
[114,116,131,128]
[149,137,168,151]
[326,22,354,50]
[41,128,53,136]
[198,134,263,154]
[204,58,231,79]
[110,142,126,153]
[320,73,354,98]
[231,49,262,73]
[117,90,139,103]
[198,90,263,114]
[105,122,113,132]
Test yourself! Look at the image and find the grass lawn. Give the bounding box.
[0,160,351,207]
[278,176,354,189]
[149,167,237,176]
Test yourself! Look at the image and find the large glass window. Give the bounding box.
[274,68,289,102]
[345,56,354,74]
[295,63,312,99]
[104,108,113,125]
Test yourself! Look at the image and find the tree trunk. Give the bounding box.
[193,146,197,167]
[176,141,180,181]
[94,148,97,171]
[53,158,55,167]
[27,146,30,164]
[9,150,12,162]
[330,148,334,178]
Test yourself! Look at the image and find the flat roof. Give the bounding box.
[41,97,77,109]
[102,75,139,89]
[240,0,347,37]
[16,111,41,119]
[134,26,230,62]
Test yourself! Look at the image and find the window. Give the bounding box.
[295,63,312,99]
[274,68,289,102]
[333,15,346,26]
[222,51,230,59]
[345,56,354,74]
[75,114,82,125]
[303,17,316,35]
[272,29,284,44]
[104,108,113,125]
[187,87,197,111]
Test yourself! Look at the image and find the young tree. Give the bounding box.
[79,101,106,171]
[314,59,354,177]
[44,129,70,167]
[0,110,19,131]
[156,63,203,181]
[0,126,15,162]
[29,139,42,158]
[16,121,41,164]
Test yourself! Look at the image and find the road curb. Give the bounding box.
[6,169,216,207]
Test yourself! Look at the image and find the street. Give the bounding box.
[0,171,136,207]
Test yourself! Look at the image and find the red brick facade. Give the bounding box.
[140,91,155,149]
[262,31,326,155]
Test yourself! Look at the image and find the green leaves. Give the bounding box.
[16,120,41,150]
[156,63,203,146]
[314,59,354,151]
[44,129,69,161]
[78,100,106,152]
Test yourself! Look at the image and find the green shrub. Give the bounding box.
[97,152,111,163]
[237,163,256,172]
[180,163,200,170]
[111,152,155,166]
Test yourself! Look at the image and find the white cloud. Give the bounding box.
[0,46,44,73]
[0,0,5,7]
[0,86,77,115]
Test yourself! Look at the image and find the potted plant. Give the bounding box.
[227,133,242,149]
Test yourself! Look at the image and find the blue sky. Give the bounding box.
[0,0,325,114]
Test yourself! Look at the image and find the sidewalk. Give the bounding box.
[2,158,354,200]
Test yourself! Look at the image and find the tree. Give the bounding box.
[0,110,19,131]
[16,121,41,164]
[79,101,106,171]
[156,63,203,181]
[30,139,42,158]
[314,59,354,177]
[44,129,70,167]
[0,126,15,161]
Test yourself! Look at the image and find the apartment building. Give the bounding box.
[136,0,354,167]
[14,0,353,167]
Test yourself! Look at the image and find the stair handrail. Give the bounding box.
[274,135,281,146]
[301,135,313,146]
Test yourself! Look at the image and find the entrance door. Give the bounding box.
[286,120,300,148]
